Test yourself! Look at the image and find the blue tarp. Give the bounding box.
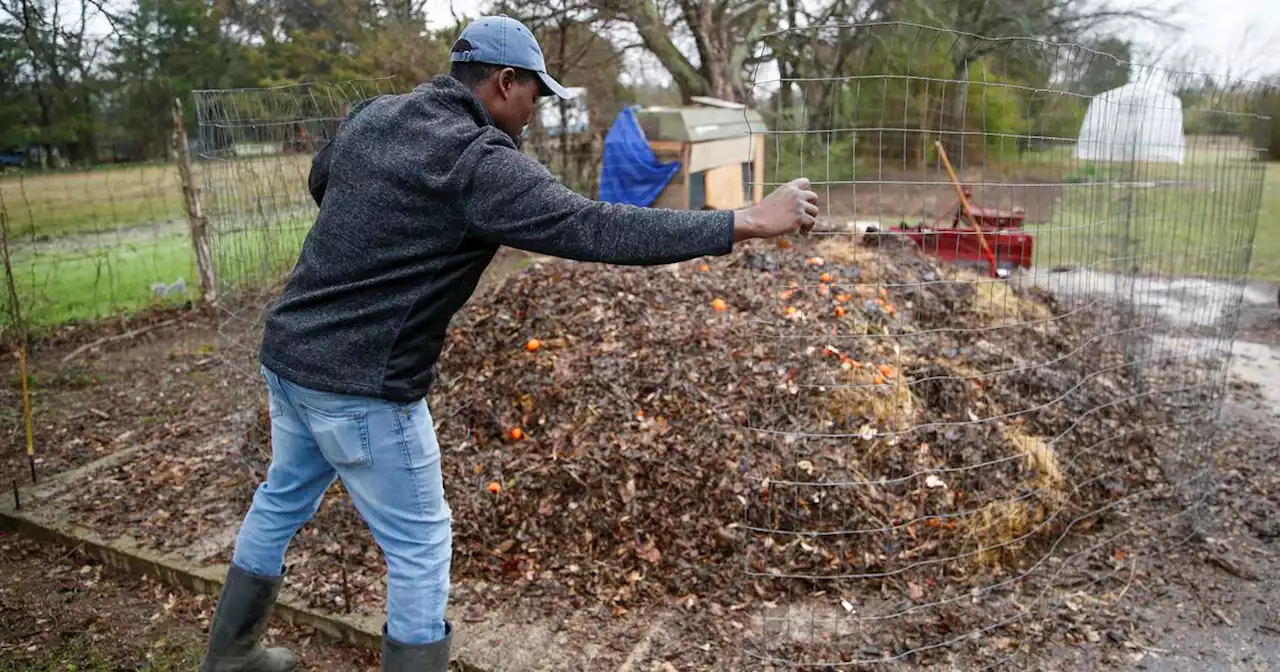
[598,107,680,207]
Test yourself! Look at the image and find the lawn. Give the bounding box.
[0,154,313,240]
[4,219,312,327]
[1,154,316,331]
[1252,162,1280,281]
[1016,140,1279,281]
[1025,169,1272,279]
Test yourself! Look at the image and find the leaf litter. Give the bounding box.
[55,234,1213,666]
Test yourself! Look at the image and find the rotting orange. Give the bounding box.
[711,298,728,312]
[525,338,542,352]
[487,481,502,494]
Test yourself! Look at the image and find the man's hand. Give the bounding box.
[732,178,820,243]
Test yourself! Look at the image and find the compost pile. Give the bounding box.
[412,235,1166,613]
[63,232,1177,650]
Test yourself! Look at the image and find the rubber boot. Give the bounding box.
[381,621,452,671]
[199,563,298,672]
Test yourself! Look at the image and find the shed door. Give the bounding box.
[689,170,707,209]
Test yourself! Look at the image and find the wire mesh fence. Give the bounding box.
[0,138,203,494]
[0,18,1272,668]
[0,161,194,329]
[734,21,1270,667]
[191,77,613,393]
[177,36,1273,666]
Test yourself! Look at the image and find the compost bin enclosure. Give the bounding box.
[634,104,768,210]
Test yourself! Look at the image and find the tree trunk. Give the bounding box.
[775,0,798,113]
[617,0,708,101]
[948,56,971,165]
[777,58,794,115]
[557,19,570,186]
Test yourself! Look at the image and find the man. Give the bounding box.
[200,14,819,672]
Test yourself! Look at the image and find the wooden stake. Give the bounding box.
[933,141,998,278]
[173,98,217,304]
[19,344,33,482]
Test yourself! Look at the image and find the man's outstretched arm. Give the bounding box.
[462,135,819,265]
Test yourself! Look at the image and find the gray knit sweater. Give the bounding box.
[259,75,736,402]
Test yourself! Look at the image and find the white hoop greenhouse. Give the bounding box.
[1073,77,1186,164]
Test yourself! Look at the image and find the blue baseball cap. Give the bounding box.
[450,15,571,99]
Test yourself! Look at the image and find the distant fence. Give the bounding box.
[0,88,607,340]
[0,83,609,498]
[0,157,193,330]
[186,79,610,386]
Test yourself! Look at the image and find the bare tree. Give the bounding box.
[591,0,772,103]
[904,0,1176,156]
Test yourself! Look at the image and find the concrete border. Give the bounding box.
[1,423,676,671]
[1,489,659,672]
[0,484,387,653]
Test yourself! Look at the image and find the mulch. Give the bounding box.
[42,233,1227,667]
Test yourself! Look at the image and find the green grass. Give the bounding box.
[0,154,318,330]
[3,216,312,329]
[1251,162,1280,281]
[1026,161,1278,280]
[0,163,187,239]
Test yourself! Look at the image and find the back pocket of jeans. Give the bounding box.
[305,406,372,469]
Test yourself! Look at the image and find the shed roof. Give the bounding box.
[633,105,768,143]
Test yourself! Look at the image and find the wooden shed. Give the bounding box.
[634,100,768,211]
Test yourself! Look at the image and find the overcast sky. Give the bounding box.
[73,0,1280,86]
[420,0,1280,87]
[1107,0,1280,79]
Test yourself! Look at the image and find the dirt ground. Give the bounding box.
[819,171,1063,224]
[0,303,234,488]
[2,243,1280,670]
[2,348,1278,670]
[0,533,381,671]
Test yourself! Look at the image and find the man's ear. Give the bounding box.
[497,67,516,98]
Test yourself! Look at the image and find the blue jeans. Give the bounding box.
[230,366,452,645]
